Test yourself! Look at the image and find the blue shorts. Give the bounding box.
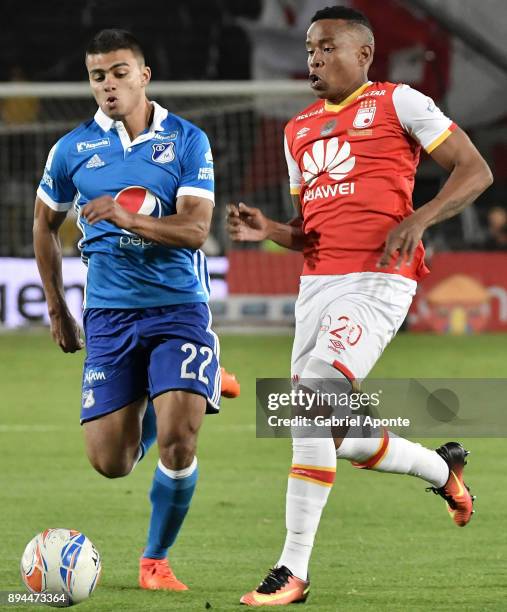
[80,303,221,423]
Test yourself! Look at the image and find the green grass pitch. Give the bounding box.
[0,331,506,611]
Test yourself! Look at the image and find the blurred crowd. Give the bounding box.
[0,0,505,255]
[483,206,507,250]
[0,0,261,82]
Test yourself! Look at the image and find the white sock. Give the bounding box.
[336,431,448,487]
[277,435,336,580]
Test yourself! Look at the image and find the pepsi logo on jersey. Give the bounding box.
[115,186,161,248]
[115,186,162,218]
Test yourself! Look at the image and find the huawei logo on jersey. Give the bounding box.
[302,137,355,187]
[302,137,356,203]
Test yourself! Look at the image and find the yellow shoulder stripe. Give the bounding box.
[426,129,452,154]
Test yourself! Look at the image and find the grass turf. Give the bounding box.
[0,331,506,611]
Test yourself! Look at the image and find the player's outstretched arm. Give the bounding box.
[33,197,83,353]
[379,127,493,268]
[227,197,305,251]
[82,194,212,249]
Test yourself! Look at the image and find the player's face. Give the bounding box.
[306,19,372,103]
[86,49,151,119]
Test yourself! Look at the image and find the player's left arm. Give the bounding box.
[81,194,212,249]
[418,127,493,226]
[379,128,492,267]
[380,85,493,268]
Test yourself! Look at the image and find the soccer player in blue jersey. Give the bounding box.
[33,29,228,591]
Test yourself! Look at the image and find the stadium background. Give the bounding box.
[1,1,506,610]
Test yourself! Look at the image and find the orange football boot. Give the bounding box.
[240,566,310,606]
[221,367,241,398]
[139,557,188,591]
[427,442,476,527]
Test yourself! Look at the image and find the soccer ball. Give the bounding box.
[20,529,101,607]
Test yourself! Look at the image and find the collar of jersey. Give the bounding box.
[324,81,372,113]
[94,100,168,135]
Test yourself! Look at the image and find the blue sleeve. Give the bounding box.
[36,138,76,211]
[176,127,214,203]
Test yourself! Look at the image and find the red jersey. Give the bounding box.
[284,81,457,280]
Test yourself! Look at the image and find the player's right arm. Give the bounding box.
[34,139,83,353]
[227,129,305,250]
[227,196,304,251]
[33,198,83,353]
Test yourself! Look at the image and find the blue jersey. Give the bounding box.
[37,101,214,309]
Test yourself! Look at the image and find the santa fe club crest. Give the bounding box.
[352,99,376,129]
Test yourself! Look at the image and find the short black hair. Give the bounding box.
[311,5,373,34]
[85,29,145,62]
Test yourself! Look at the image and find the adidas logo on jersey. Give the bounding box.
[302,137,355,187]
[85,154,106,169]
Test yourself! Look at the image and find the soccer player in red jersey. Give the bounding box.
[228,6,492,607]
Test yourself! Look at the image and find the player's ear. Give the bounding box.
[141,65,151,87]
[358,44,374,67]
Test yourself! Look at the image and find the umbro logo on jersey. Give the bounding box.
[85,154,106,169]
[302,137,355,187]
[152,142,175,164]
[296,127,310,139]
